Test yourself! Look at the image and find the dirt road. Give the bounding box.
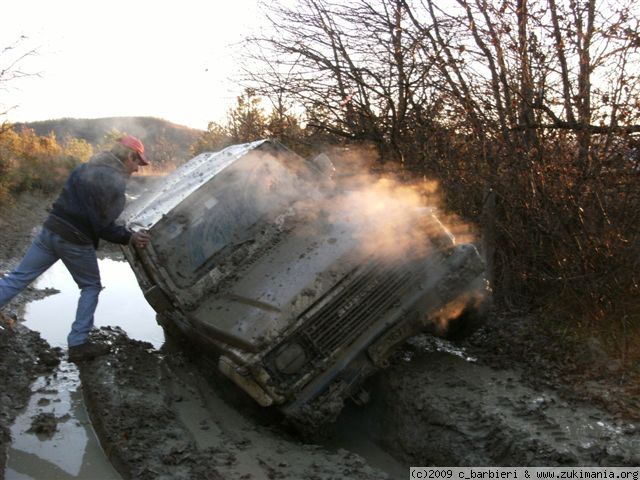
[1,189,639,479]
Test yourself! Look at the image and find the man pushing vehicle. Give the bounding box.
[0,135,151,362]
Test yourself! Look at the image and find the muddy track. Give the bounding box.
[2,186,640,479]
[76,329,388,479]
[375,340,640,466]
[0,320,61,476]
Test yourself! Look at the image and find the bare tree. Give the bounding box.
[243,0,443,166]
[401,0,640,309]
[0,36,38,133]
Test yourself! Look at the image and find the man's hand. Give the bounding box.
[131,230,151,249]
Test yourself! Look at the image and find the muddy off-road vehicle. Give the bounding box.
[120,139,488,427]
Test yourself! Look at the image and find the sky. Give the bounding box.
[0,0,268,131]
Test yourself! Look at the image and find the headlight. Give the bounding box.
[274,342,307,374]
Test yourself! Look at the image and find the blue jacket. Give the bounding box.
[44,152,132,248]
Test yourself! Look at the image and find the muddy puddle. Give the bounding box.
[5,361,120,480]
[22,258,163,349]
[5,258,160,480]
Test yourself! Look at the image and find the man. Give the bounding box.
[0,135,151,362]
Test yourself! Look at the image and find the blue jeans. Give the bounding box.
[0,228,102,347]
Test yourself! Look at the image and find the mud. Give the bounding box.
[0,192,63,476]
[374,336,640,466]
[1,186,640,479]
[75,328,388,479]
[0,314,62,475]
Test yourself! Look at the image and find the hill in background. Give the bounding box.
[14,116,203,167]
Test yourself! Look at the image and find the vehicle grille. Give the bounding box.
[265,260,417,387]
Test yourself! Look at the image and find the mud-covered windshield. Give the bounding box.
[152,148,309,287]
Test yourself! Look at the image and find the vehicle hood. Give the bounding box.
[190,211,363,352]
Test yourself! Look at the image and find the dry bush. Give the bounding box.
[0,127,88,203]
[414,128,640,358]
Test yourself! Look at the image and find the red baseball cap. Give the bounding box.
[118,135,150,165]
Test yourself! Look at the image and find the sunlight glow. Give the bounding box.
[1,0,267,130]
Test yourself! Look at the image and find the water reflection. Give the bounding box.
[24,258,163,348]
[5,362,121,480]
[5,258,158,479]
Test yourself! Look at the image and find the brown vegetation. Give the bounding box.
[18,116,202,172]
[190,89,308,156]
[236,0,640,359]
[0,128,92,205]
[0,116,204,209]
